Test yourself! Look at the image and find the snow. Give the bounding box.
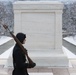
[0,36,13,59]
[0,46,13,59]
[63,46,76,59]
[63,36,76,46]
[0,36,13,45]
[63,36,76,59]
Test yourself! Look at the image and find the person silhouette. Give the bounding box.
[12,32,36,75]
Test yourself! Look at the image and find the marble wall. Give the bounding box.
[13,1,68,67]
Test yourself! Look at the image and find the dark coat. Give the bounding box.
[12,44,29,75]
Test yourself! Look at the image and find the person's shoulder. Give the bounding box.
[13,45,21,53]
[14,44,20,50]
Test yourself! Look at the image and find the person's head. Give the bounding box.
[16,32,26,44]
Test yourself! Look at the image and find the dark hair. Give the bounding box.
[16,32,26,43]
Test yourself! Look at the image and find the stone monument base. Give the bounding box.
[28,49,68,67]
[5,48,68,68]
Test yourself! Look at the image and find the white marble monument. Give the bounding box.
[13,1,68,67]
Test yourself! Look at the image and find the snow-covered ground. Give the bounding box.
[0,46,13,59]
[0,36,12,45]
[63,46,76,59]
[63,36,76,46]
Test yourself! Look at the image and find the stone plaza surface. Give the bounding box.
[13,1,68,67]
[0,60,76,75]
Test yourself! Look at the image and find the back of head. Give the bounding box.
[16,32,26,43]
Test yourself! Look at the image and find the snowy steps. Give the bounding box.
[0,36,14,65]
[0,46,14,65]
[0,36,14,55]
[63,37,76,55]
